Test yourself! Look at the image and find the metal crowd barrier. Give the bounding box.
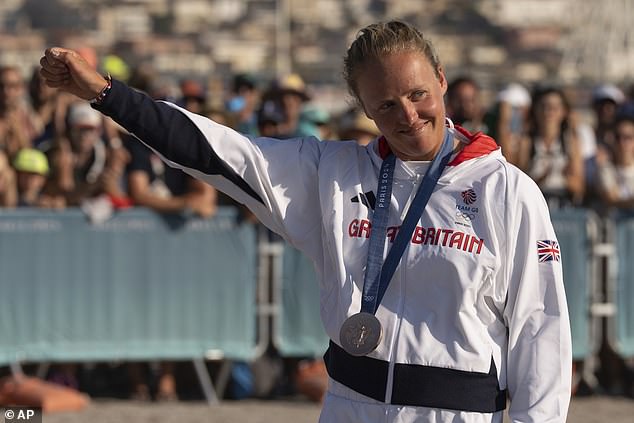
[274,244,329,357]
[550,208,601,361]
[0,207,258,403]
[1,206,629,397]
[608,213,634,358]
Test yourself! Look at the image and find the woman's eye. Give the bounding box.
[411,90,425,100]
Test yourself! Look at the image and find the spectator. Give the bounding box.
[596,112,634,211]
[262,73,314,138]
[39,101,129,215]
[28,67,59,146]
[445,75,488,134]
[483,82,531,163]
[124,120,216,219]
[337,107,380,146]
[575,84,625,209]
[12,147,50,207]
[122,67,217,218]
[516,86,585,208]
[301,105,332,140]
[38,139,72,209]
[0,149,17,207]
[99,131,131,208]
[179,78,206,115]
[0,66,40,158]
[100,53,130,83]
[256,100,286,138]
[60,102,108,204]
[592,83,626,154]
[226,73,260,136]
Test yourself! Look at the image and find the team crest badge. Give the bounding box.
[461,188,477,205]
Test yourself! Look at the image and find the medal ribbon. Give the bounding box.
[360,128,455,315]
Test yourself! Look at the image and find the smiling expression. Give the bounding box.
[355,51,448,161]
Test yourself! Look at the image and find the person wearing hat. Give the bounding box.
[227,73,260,136]
[101,53,130,83]
[338,107,381,146]
[263,73,314,138]
[41,101,129,209]
[256,99,285,137]
[592,84,626,153]
[13,147,50,207]
[64,102,108,201]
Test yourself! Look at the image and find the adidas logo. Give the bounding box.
[351,191,376,210]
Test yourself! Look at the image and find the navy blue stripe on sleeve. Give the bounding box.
[93,79,264,205]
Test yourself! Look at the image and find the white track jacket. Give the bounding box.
[96,81,572,422]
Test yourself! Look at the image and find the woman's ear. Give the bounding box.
[437,66,448,96]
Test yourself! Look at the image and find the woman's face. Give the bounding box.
[535,92,567,128]
[355,51,448,161]
[0,68,24,111]
[615,120,634,158]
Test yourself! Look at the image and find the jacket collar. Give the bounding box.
[377,125,499,166]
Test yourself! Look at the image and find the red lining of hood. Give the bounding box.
[377,125,499,165]
[378,135,391,159]
[447,126,499,166]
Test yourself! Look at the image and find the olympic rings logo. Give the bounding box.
[456,211,475,220]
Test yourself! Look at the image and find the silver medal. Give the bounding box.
[339,312,383,356]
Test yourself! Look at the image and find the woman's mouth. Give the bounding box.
[399,121,428,135]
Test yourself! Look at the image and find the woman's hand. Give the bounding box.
[39,48,108,101]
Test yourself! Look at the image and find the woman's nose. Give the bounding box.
[399,101,418,125]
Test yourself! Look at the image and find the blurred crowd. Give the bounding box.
[447,76,634,214]
[0,55,389,221]
[2,49,634,401]
[2,55,634,219]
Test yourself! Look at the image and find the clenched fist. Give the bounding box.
[39,47,108,101]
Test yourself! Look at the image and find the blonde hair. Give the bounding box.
[343,21,441,102]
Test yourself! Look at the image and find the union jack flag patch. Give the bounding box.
[537,240,560,262]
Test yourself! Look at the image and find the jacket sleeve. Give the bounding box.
[93,80,324,251]
[502,170,572,422]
